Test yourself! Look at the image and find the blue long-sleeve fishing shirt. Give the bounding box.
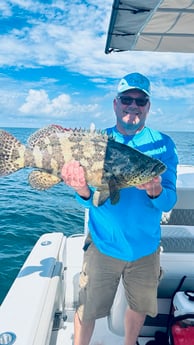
[76,126,178,261]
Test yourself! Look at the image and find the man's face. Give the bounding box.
[113,89,150,135]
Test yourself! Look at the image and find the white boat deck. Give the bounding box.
[50,317,153,345]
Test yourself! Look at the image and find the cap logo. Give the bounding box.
[128,74,148,90]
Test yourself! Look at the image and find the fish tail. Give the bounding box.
[0,129,26,176]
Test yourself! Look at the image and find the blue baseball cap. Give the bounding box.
[117,72,151,96]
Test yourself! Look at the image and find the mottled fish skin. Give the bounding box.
[0,130,26,175]
[0,125,166,206]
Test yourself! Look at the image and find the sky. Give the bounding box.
[0,0,194,132]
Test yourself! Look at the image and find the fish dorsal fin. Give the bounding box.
[93,189,110,207]
[89,122,96,133]
[27,125,67,148]
[28,170,61,190]
[108,178,120,205]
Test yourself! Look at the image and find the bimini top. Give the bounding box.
[105,0,194,54]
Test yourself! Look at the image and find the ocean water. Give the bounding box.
[0,127,194,304]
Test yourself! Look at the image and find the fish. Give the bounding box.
[0,124,166,206]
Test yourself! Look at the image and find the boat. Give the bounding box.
[1,1,194,344]
[1,165,194,345]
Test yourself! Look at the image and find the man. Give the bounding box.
[61,72,178,345]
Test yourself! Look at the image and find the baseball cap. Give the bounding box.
[117,72,151,96]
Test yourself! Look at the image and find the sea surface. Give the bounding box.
[0,127,194,304]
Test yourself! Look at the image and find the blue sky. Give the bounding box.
[0,0,194,132]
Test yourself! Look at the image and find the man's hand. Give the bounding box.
[61,161,91,199]
[136,176,162,198]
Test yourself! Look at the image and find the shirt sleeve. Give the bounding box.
[75,187,95,207]
[148,187,177,212]
[148,135,178,212]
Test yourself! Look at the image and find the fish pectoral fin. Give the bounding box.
[109,178,120,205]
[28,171,61,190]
[93,189,110,207]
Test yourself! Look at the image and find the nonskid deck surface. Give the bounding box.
[51,313,154,345]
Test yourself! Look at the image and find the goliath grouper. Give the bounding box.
[0,125,166,206]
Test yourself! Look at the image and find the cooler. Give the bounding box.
[171,324,194,345]
[173,291,194,323]
[171,291,194,345]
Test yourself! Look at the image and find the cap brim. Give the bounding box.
[118,87,150,97]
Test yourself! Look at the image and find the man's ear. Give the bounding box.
[113,98,117,111]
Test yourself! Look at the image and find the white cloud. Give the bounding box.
[1,0,194,131]
[1,0,194,77]
[0,1,12,16]
[19,89,99,118]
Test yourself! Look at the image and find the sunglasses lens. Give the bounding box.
[119,97,148,106]
[119,97,133,105]
[136,98,148,106]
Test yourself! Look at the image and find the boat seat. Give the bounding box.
[161,209,194,226]
[161,186,194,226]
[161,225,194,252]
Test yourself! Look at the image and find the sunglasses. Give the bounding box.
[118,96,149,107]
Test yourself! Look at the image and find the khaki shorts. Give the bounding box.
[77,237,161,322]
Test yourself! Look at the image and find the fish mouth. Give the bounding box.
[152,161,167,175]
